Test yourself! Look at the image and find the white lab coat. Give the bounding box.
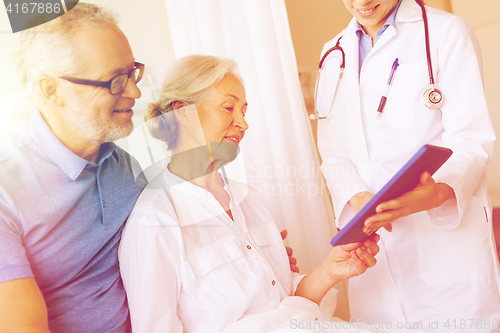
[317,0,500,331]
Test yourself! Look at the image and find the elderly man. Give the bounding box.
[0,3,147,332]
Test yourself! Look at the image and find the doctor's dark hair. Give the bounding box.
[14,3,120,103]
[146,55,243,150]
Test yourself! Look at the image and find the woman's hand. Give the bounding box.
[363,172,455,235]
[322,233,380,282]
[294,234,379,304]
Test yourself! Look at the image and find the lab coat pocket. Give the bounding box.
[414,196,496,284]
[384,62,437,129]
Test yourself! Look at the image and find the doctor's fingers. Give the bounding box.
[376,173,435,214]
[362,236,380,256]
[373,195,416,216]
[419,171,434,185]
[355,247,377,269]
[375,193,417,212]
[363,214,399,236]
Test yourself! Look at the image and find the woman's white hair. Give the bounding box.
[14,3,120,102]
[146,55,243,150]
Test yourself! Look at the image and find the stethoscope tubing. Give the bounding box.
[312,0,442,120]
[416,0,435,86]
[311,37,345,120]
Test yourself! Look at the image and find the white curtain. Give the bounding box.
[164,0,336,273]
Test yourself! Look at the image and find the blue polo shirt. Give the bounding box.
[0,110,147,332]
[357,0,402,72]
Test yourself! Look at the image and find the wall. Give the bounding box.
[425,0,452,12]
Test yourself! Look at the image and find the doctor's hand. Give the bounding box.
[349,191,373,215]
[363,172,455,235]
[349,191,393,233]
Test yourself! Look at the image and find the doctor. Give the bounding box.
[316,0,500,332]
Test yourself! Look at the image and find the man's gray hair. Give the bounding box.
[14,3,120,102]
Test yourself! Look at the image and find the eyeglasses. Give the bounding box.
[60,62,145,95]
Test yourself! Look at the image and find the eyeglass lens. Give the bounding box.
[110,67,143,95]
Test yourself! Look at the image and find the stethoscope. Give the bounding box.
[310,0,443,120]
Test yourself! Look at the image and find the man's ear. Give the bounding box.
[38,76,63,107]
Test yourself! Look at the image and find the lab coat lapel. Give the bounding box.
[368,0,422,60]
[337,20,370,165]
[370,26,396,56]
[396,0,423,23]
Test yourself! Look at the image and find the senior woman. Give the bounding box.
[118,55,379,333]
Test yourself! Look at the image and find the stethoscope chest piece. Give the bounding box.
[423,86,443,109]
[312,0,445,120]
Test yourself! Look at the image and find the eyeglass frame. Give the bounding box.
[59,62,145,95]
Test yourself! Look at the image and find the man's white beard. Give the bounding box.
[64,99,134,145]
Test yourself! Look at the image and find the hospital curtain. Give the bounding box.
[163,0,336,273]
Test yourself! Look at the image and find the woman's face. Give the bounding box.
[191,73,248,168]
[197,73,248,147]
[342,0,399,36]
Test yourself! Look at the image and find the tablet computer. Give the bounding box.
[330,144,453,247]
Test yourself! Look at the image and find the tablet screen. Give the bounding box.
[330,144,453,246]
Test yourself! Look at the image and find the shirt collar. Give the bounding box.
[163,165,234,228]
[99,143,120,166]
[356,0,402,37]
[28,110,119,180]
[163,165,218,197]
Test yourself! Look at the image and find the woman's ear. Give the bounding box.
[172,101,186,111]
[38,76,63,107]
[172,101,190,126]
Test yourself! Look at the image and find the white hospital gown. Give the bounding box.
[118,167,305,333]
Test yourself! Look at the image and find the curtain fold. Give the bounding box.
[164,0,336,273]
